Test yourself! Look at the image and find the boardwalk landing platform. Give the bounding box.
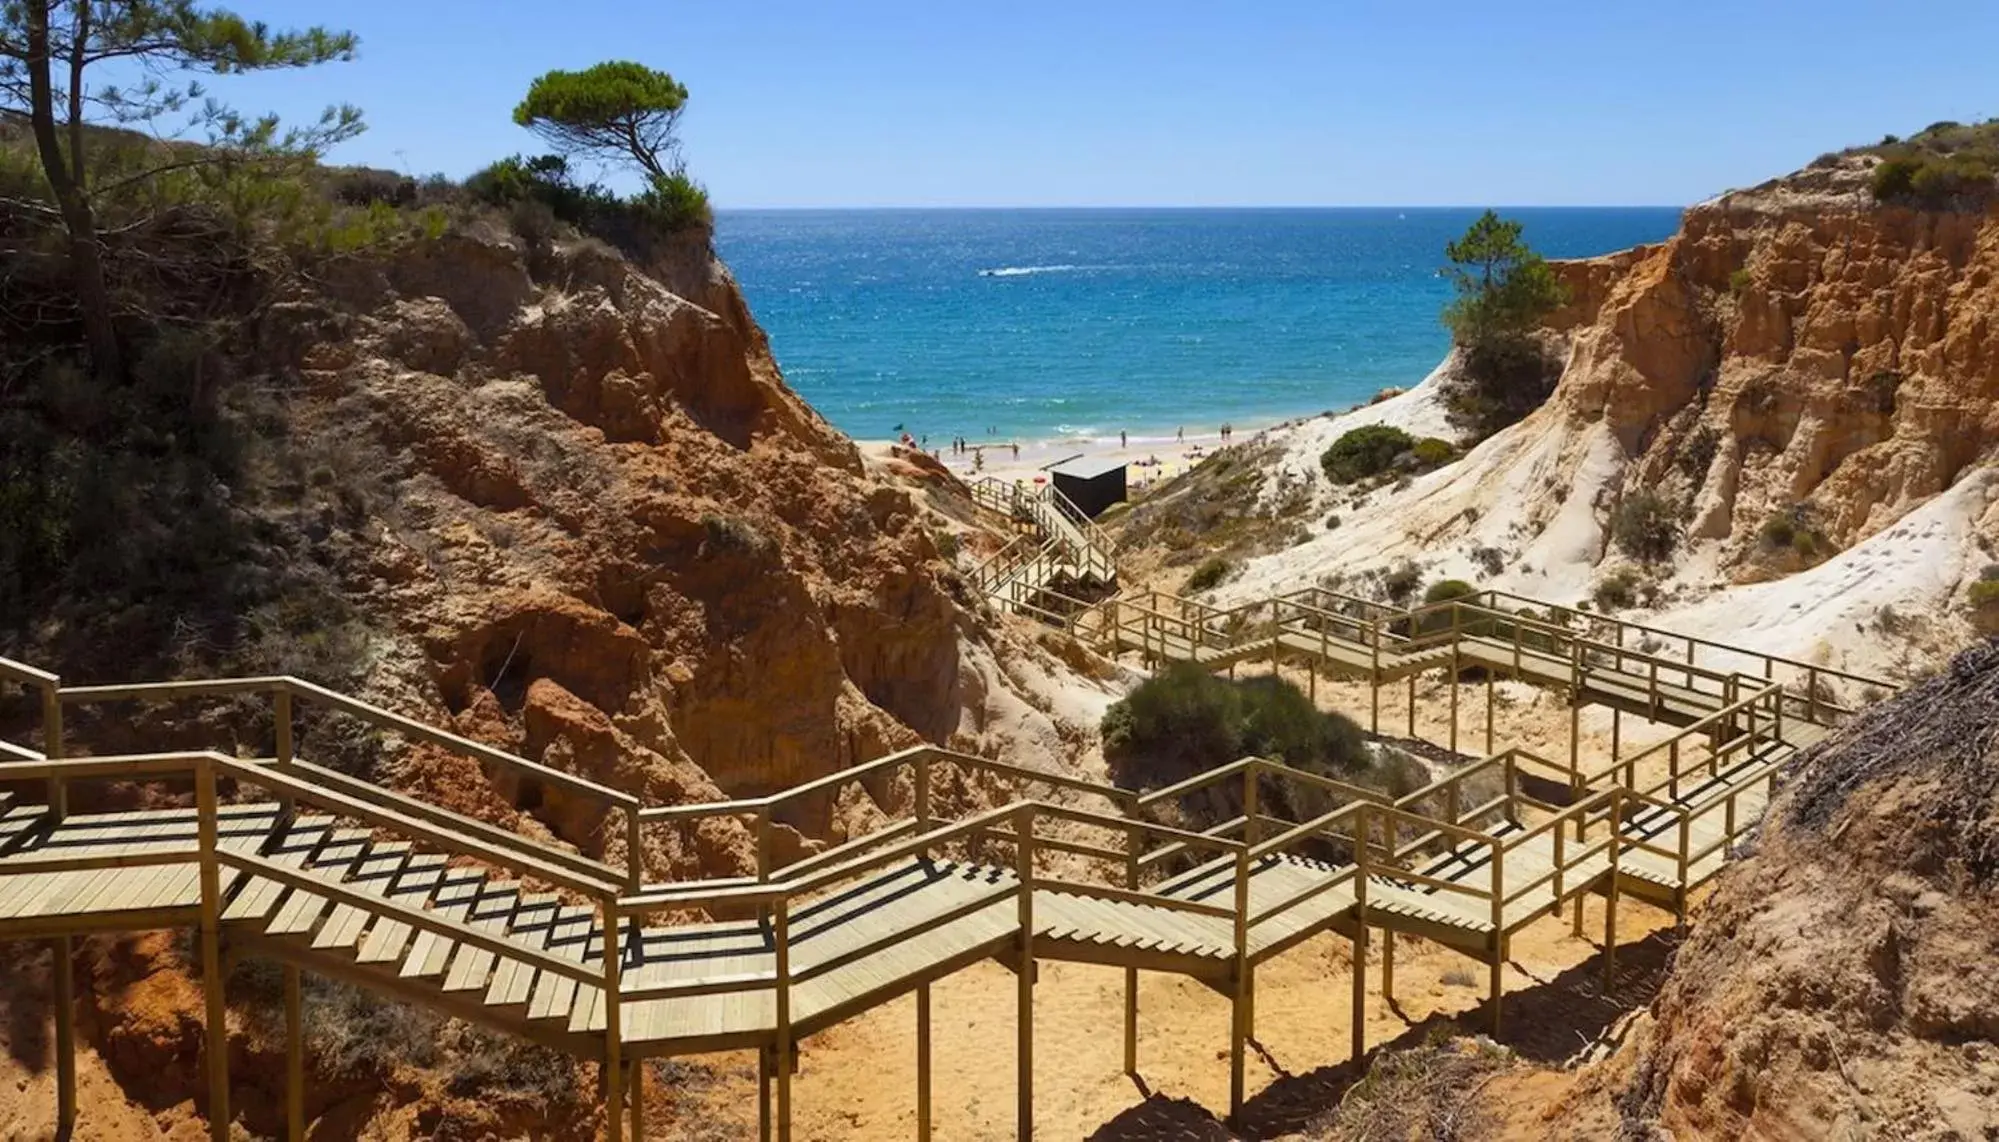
[0,598,1885,1141]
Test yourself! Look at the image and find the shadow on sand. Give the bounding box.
[1085,929,1680,1141]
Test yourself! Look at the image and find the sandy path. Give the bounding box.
[678,892,1676,1140]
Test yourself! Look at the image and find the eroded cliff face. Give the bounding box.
[254,223,1041,880]
[1535,644,1999,1142]
[1548,155,1999,570]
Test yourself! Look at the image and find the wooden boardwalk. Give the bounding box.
[0,604,1887,1141]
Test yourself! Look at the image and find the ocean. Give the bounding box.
[714,208,1682,445]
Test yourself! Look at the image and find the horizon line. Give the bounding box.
[712,203,1689,213]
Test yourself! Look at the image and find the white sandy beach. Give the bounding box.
[857,380,1446,491]
[860,426,1241,490]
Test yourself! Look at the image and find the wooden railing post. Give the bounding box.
[1242,761,1260,847]
[915,753,932,840]
[1488,831,1505,1036]
[39,678,66,817]
[1122,795,1140,1076]
[39,675,74,1138]
[626,808,645,895]
[1015,804,1035,1142]
[1229,841,1251,1125]
[196,755,229,1142]
[1351,805,1369,1063]
[1604,791,1622,983]
[603,897,625,1142]
[775,895,793,1142]
[1552,811,1566,913]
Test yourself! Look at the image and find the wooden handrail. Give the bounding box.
[217,847,601,986]
[213,755,623,898]
[0,656,61,686]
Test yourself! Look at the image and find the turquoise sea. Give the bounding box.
[714,208,1682,444]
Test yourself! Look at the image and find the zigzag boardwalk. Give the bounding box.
[0,580,1886,1142]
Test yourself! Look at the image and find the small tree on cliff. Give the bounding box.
[512,60,709,231]
[0,0,362,380]
[1438,211,1568,441]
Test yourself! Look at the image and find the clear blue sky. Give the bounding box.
[221,0,1997,207]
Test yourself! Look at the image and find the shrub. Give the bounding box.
[1410,437,1457,468]
[1186,557,1234,592]
[1612,490,1679,564]
[1593,568,1642,611]
[1423,579,1478,605]
[1759,502,1828,563]
[1679,424,1720,482]
[1443,334,1560,442]
[1324,514,1342,531]
[1469,545,1505,578]
[1103,667,1370,826]
[1416,578,1480,635]
[1871,156,1922,200]
[330,167,418,208]
[1321,425,1415,484]
[1381,561,1424,606]
[635,170,714,232]
[1728,267,1752,296]
[1970,579,1999,634]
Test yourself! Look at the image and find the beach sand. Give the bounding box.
[862,421,1277,492]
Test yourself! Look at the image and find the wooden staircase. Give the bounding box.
[0,611,1892,1142]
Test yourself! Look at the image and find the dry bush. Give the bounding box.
[1307,1032,1513,1141]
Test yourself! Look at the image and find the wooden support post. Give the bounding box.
[1406,674,1416,739]
[604,902,624,1142]
[1568,693,1581,787]
[1015,806,1035,1142]
[1382,931,1394,1002]
[1604,797,1622,984]
[41,679,65,817]
[1489,948,1504,1037]
[1552,820,1567,917]
[1352,807,1369,1062]
[1123,810,1139,1076]
[1242,762,1259,848]
[197,759,229,1142]
[1228,846,1251,1125]
[1489,839,1505,1037]
[53,937,74,1137]
[1370,627,1382,735]
[1485,668,1495,755]
[1611,706,1622,777]
[1449,645,1460,756]
[631,1059,646,1142]
[776,898,793,1142]
[758,1049,773,1142]
[285,965,304,1141]
[917,984,933,1142]
[39,682,72,1140]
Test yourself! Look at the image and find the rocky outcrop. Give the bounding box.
[248,223,1066,879]
[1546,156,1999,568]
[1548,643,1999,1141]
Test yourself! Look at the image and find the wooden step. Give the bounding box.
[395,869,490,979]
[222,817,336,924]
[311,842,414,952]
[354,856,456,964]
[265,829,373,939]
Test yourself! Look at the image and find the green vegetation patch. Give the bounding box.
[1856,120,1999,206]
[1612,490,1680,564]
[1104,667,1390,826]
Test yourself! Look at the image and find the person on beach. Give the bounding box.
[1177,427,1184,442]
[1011,442,1019,459]
[1120,430,1127,448]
